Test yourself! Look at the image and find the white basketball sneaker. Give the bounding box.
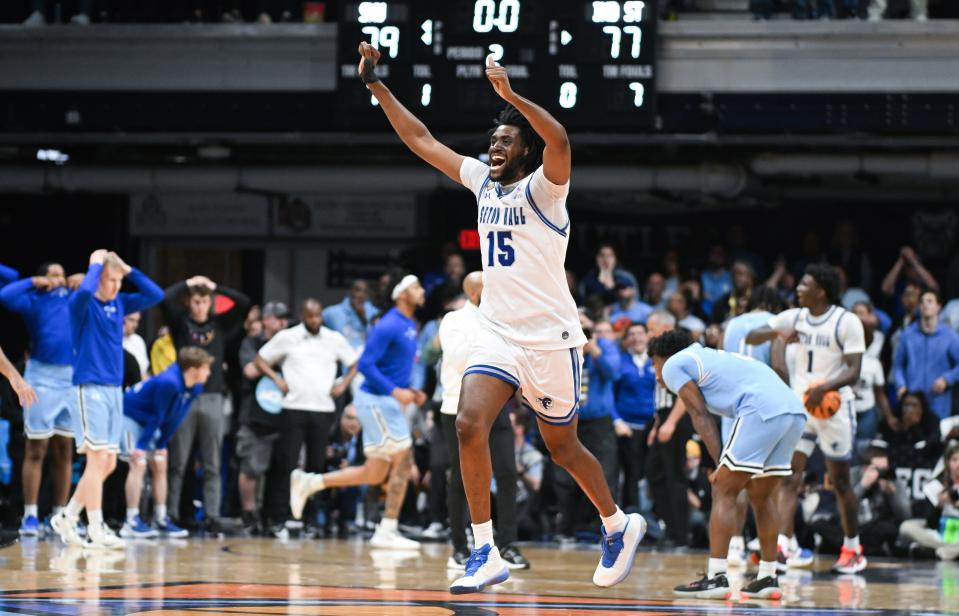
[85,522,127,550]
[290,469,321,520]
[50,511,84,546]
[369,525,420,550]
[593,512,647,587]
[449,544,510,594]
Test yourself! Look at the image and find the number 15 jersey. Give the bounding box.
[459,157,586,351]
[768,305,865,403]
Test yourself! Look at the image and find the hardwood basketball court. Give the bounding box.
[0,536,955,614]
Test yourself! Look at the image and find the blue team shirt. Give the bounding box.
[0,278,74,365]
[614,348,657,426]
[322,297,379,349]
[359,307,419,396]
[124,363,203,450]
[69,264,164,386]
[662,344,805,421]
[609,300,654,326]
[722,311,774,366]
[0,264,18,288]
[579,337,622,421]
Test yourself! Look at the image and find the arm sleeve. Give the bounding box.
[239,337,258,367]
[459,157,491,195]
[943,332,959,385]
[768,308,799,331]
[68,264,102,325]
[156,386,199,450]
[0,264,19,286]
[256,330,289,366]
[439,317,470,391]
[595,338,621,381]
[358,322,398,394]
[526,165,570,219]
[136,381,174,450]
[121,268,165,314]
[0,277,36,314]
[838,311,866,355]
[213,286,252,340]
[662,354,694,395]
[892,334,907,391]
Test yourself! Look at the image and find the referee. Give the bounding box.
[438,271,528,570]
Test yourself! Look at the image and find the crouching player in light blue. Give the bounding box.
[649,330,806,601]
[120,347,213,539]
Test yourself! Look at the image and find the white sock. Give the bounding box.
[52,506,64,517]
[758,560,778,580]
[24,504,38,518]
[87,509,103,528]
[778,533,790,550]
[843,536,860,551]
[789,535,799,552]
[707,557,727,578]
[600,507,627,534]
[126,508,139,523]
[307,472,326,493]
[65,498,83,518]
[472,520,494,548]
[155,504,168,521]
[378,517,398,533]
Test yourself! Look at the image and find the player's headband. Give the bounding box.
[391,275,420,301]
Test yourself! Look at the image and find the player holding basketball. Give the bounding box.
[651,330,806,599]
[352,42,645,593]
[746,264,867,573]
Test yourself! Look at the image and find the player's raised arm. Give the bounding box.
[358,42,464,183]
[485,55,570,185]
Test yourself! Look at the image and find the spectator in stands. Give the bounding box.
[854,313,896,456]
[24,0,91,25]
[765,256,797,307]
[322,280,379,350]
[849,441,911,556]
[667,290,705,340]
[644,272,667,310]
[122,312,150,380]
[554,320,621,538]
[893,290,959,420]
[711,260,756,324]
[236,301,289,535]
[609,281,653,327]
[685,440,711,548]
[882,246,940,316]
[899,444,959,561]
[320,404,365,536]
[510,406,544,540]
[839,267,871,311]
[244,305,262,338]
[831,221,873,292]
[256,299,358,533]
[662,249,681,298]
[162,275,250,531]
[726,224,765,280]
[700,244,730,317]
[614,322,657,513]
[150,326,176,376]
[580,244,639,305]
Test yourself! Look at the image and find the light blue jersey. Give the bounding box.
[722,311,774,366]
[662,344,805,422]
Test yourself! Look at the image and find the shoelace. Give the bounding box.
[600,530,624,567]
[464,545,492,576]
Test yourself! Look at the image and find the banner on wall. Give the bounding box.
[129,194,270,237]
[273,195,417,238]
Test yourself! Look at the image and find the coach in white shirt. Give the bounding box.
[255,298,358,526]
[439,272,528,570]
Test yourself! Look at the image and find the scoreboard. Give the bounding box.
[336,1,657,131]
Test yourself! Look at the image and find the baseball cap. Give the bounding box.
[262,301,290,319]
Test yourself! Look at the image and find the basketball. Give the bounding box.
[803,380,842,419]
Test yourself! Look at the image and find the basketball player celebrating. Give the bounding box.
[746,264,867,574]
[0,263,78,537]
[289,274,426,550]
[353,43,645,593]
[651,330,806,599]
[51,249,164,549]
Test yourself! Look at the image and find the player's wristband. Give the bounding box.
[359,58,379,84]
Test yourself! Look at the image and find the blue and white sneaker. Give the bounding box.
[120,515,158,539]
[592,512,647,587]
[156,517,189,538]
[449,544,510,594]
[19,515,41,537]
[787,546,815,568]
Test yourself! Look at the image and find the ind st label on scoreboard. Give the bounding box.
[337,1,658,130]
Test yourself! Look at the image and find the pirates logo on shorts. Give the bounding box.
[538,397,553,410]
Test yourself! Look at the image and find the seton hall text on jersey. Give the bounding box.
[478,204,527,227]
[798,331,834,348]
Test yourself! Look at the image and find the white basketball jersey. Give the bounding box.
[769,305,866,402]
[459,158,586,351]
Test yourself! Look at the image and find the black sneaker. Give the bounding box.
[673,573,732,600]
[500,545,530,570]
[447,548,470,570]
[741,575,783,600]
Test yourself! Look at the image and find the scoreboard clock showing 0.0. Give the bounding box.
[337,1,658,131]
